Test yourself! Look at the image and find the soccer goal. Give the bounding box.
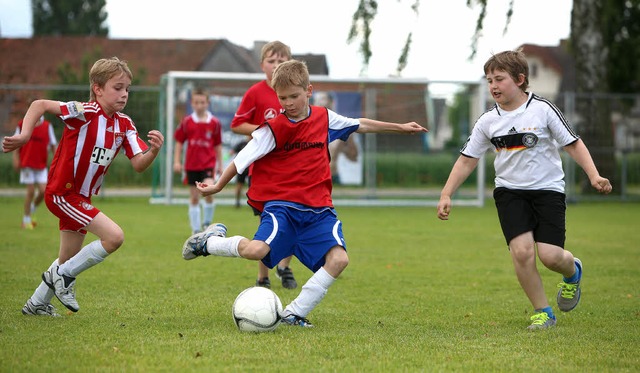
[151,71,487,207]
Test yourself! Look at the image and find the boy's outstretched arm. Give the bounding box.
[564,139,612,194]
[196,161,239,196]
[356,119,428,134]
[2,100,60,153]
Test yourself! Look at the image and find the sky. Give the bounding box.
[0,0,572,83]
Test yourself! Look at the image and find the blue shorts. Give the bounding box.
[253,201,346,273]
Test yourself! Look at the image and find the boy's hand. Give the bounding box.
[402,122,428,134]
[196,181,222,196]
[2,134,29,153]
[436,196,452,220]
[147,130,164,151]
[591,176,612,194]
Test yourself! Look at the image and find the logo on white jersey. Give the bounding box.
[522,133,538,148]
[91,147,116,166]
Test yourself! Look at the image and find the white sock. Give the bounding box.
[206,235,243,257]
[31,259,58,304]
[23,215,32,224]
[202,202,215,226]
[189,204,201,232]
[58,240,109,277]
[284,267,335,318]
[31,202,36,214]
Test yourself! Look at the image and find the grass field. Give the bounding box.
[0,196,638,372]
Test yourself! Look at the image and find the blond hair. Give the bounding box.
[484,49,529,92]
[89,57,133,101]
[261,41,292,62]
[271,60,309,93]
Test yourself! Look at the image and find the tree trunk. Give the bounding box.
[571,0,617,193]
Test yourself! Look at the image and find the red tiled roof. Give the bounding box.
[0,36,221,85]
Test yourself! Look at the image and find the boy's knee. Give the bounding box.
[327,248,349,271]
[103,228,125,252]
[238,240,268,260]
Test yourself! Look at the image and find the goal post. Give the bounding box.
[151,71,487,207]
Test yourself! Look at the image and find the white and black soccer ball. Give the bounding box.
[232,287,283,332]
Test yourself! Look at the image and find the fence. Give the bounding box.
[1,82,638,204]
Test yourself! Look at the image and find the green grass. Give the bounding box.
[0,197,638,372]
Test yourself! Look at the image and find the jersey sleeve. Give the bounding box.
[327,109,359,142]
[233,126,275,174]
[174,117,188,143]
[121,121,149,159]
[546,105,580,147]
[58,101,93,127]
[230,89,257,128]
[459,117,493,158]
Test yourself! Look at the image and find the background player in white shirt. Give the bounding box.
[2,57,164,316]
[437,49,612,330]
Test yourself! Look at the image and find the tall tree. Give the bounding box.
[350,0,640,192]
[32,0,108,36]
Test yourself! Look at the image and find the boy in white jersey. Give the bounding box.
[436,50,612,330]
[2,57,164,316]
[181,60,427,327]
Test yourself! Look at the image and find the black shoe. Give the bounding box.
[276,267,298,289]
[256,277,271,289]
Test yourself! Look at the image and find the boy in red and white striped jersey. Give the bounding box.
[2,57,164,316]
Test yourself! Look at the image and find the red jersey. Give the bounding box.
[247,107,333,212]
[230,80,281,128]
[174,111,222,171]
[47,101,149,197]
[16,118,57,169]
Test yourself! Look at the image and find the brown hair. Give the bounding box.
[261,41,292,62]
[271,60,309,93]
[89,57,133,101]
[191,87,209,99]
[483,49,529,92]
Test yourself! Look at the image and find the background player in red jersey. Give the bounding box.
[182,60,427,328]
[2,57,164,316]
[230,40,298,290]
[173,88,223,234]
[12,115,57,229]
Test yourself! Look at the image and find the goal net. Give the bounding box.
[151,71,487,207]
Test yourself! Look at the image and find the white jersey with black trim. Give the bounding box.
[460,92,579,193]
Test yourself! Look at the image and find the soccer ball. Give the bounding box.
[232,286,283,332]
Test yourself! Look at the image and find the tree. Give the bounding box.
[350,0,640,192]
[32,0,108,36]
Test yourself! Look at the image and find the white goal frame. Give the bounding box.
[152,71,487,207]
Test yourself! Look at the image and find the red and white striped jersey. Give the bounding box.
[46,101,149,197]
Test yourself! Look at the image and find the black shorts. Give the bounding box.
[185,169,215,185]
[493,187,566,247]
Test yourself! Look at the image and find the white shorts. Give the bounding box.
[20,168,48,185]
